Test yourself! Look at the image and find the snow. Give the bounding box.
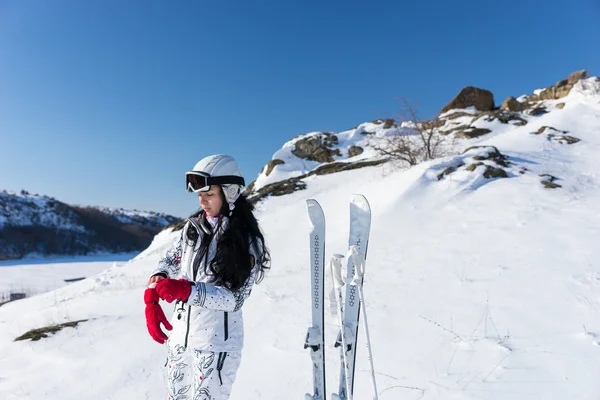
[0,253,139,299]
[438,106,479,118]
[0,78,600,399]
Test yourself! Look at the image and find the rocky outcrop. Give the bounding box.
[463,146,510,179]
[246,159,387,204]
[540,174,561,189]
[548,134,580,145]
[474,111,528,126]
[536,126,565,135]
[265,159,285,176]
[500,96,525,112]
[535,126,580,145]
[454,128,492,139]
[526,106,548,116]
[440,86,495,114]
[528,70,587,102]
[372,119,397,129]
[437,146,511,182]
[348,146,364,157]
[464,146,511,168]
[465,163,508,179]
[292,133,342,163]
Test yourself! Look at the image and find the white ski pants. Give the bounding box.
[166,342,241,400]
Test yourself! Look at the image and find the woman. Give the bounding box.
[143,154,270,400]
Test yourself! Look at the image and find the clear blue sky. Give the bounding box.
[1,0,598,218]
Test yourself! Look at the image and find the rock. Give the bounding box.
[441,111,479,120]
[440,86,495,114]
[265,159,285,176]
[567,70,587,85]
[548,134,580,145]
[556,103,566,109]
[323,133,339,147]
[463,146,510,167]
[527,107,548,116]
[440,124,470,136]
[244,181,255,195]
[247,159,388,204]
[437,163,464,180]
[540,174,562,189]
[292,133,342,163]
[542,181,561,189]
[348,146,364,157]
[534,126,580,144]
[483,165,508,179]
[249,179,307,203]
[454,128,492,139]
[422,119,446,129]
[372,119,397,129]
[555,79,569,88]
[528,70,587,102]
[314,159,386,176]
[536,126,567,135]
[500,96,525,112]
[464,162,508,179]
[465,162,482,172]
[474,111,528,126]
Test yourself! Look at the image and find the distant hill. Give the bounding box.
[0,190,178,260]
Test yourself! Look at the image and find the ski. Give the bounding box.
[332,194,371,400]
[305,199,326,400]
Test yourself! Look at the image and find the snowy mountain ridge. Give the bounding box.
[0,190,176,230]
[0,190,178,260]
[0,72,599,399]
[247,70,597,203]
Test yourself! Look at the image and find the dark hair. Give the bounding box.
[205,191,270,291]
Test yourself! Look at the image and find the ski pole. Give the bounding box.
[349,246,379,400]
[330,254,354,400]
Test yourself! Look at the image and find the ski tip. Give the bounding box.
[351,194,371,211]
[306,198,319,207]
[306,199,325,222]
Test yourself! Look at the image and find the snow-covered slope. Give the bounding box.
[0,78,599,400]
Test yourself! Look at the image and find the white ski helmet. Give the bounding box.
[186,154,245,212]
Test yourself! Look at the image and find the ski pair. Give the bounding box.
[304,195,377,400]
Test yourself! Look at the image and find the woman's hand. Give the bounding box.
[155,279,192,303]
[147,275,166,285]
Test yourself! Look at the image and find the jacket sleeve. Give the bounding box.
[188,274,255,312]
[187,241,262,312]
[150,234,184,279]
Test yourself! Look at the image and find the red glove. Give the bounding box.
[155,278,192,303]
[144,288,173,344]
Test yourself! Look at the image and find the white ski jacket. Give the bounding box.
[151,215,259,352]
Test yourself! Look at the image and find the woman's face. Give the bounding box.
[198,186,224,217]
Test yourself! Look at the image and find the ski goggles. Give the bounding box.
[185,171,245,193]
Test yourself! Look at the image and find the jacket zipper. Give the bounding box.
[184,220,214,349]
[183,304,192,349]
[224,312,229,341]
